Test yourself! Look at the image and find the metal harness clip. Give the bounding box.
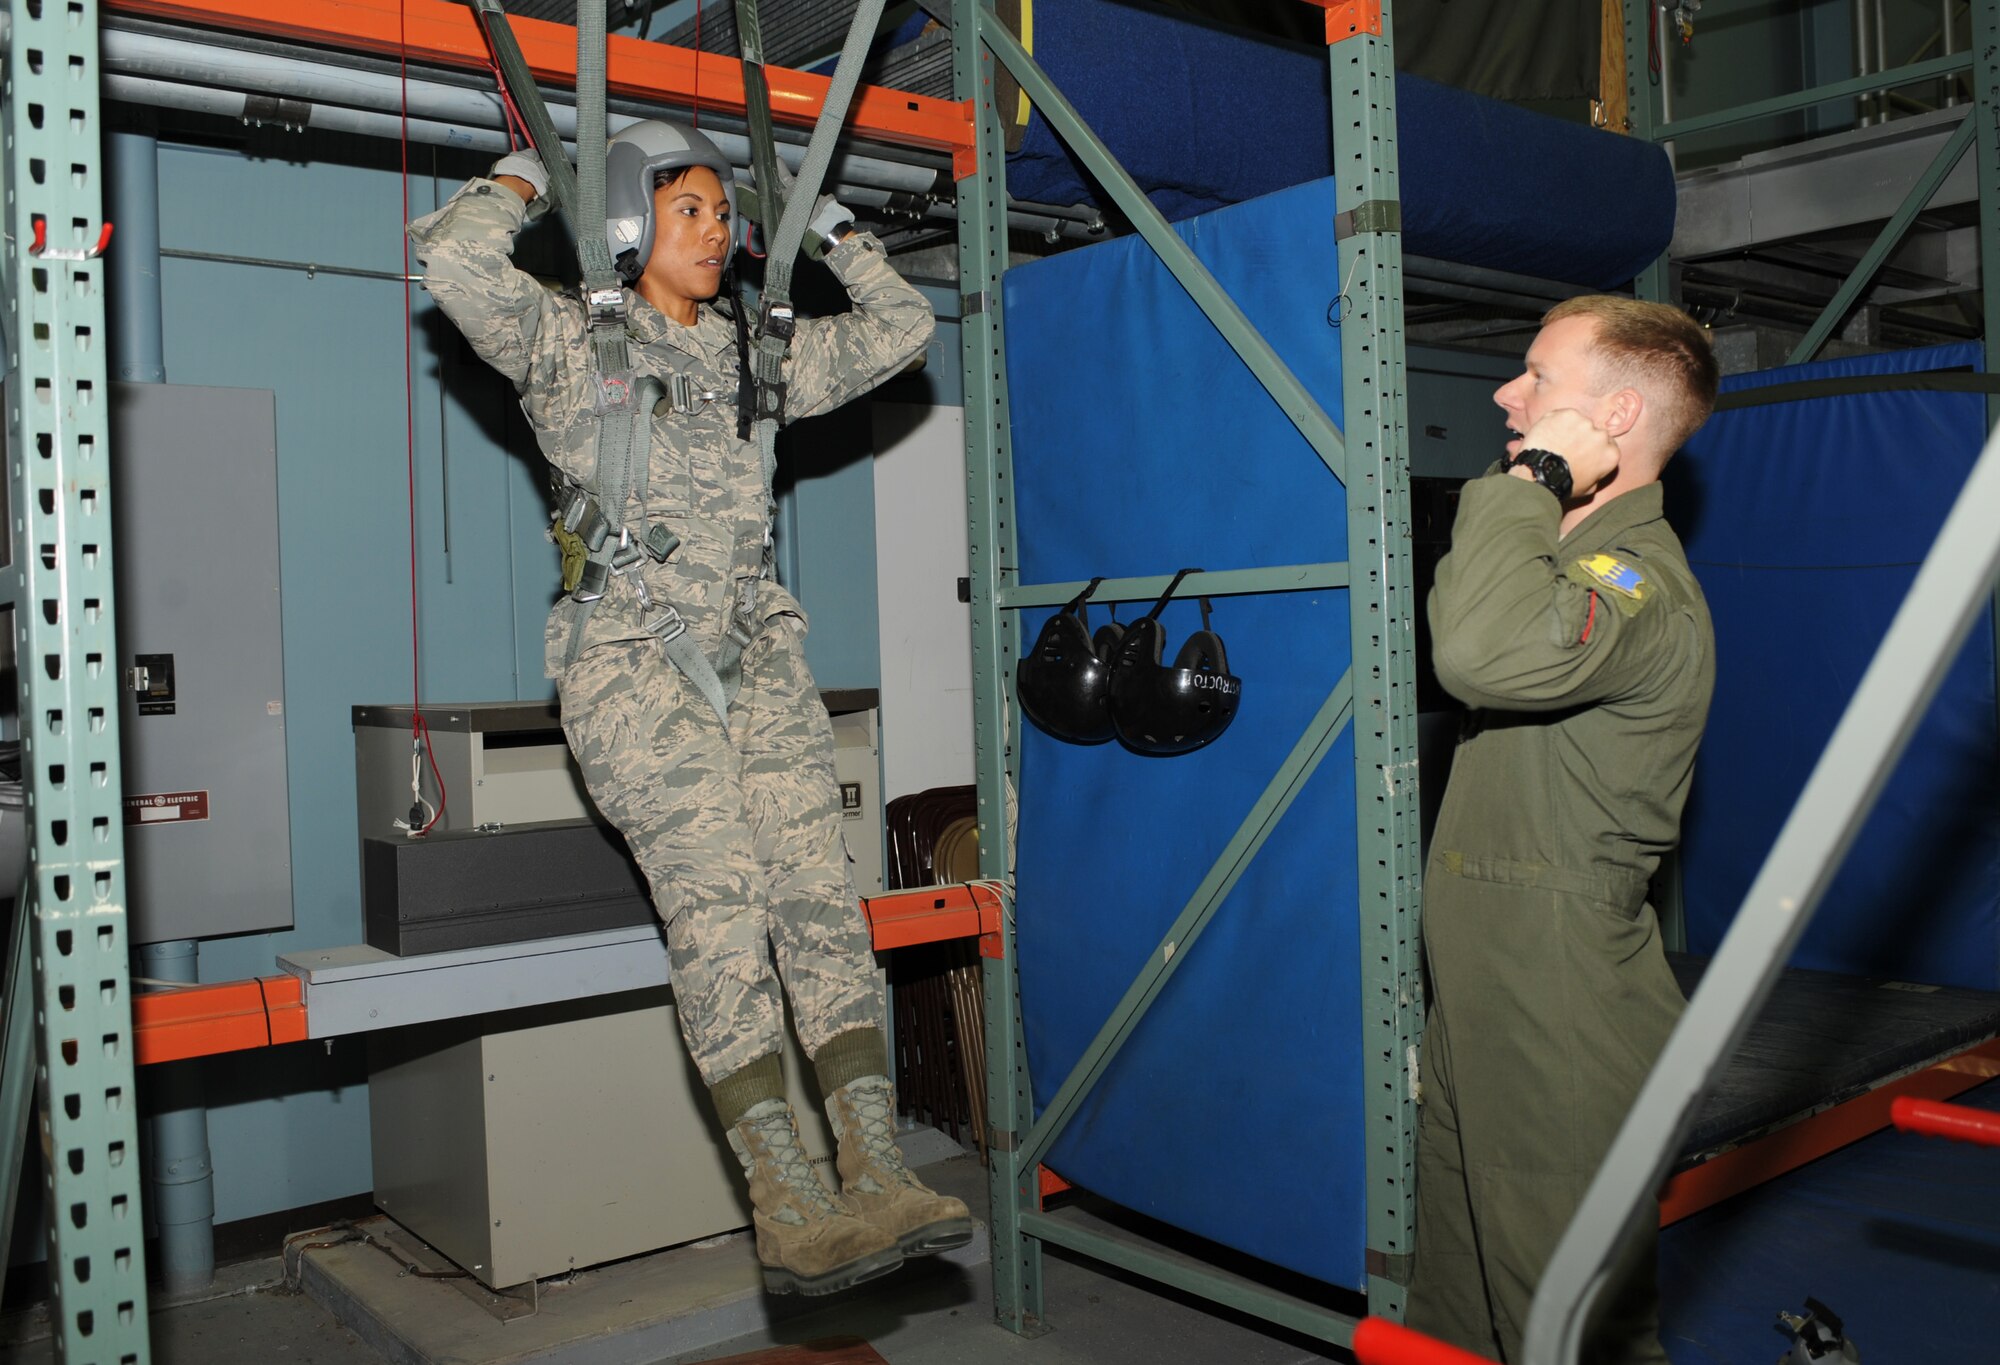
[643,603,690,645]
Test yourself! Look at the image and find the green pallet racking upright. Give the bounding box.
[0,0,155,1361]
[953,0,1417,1345]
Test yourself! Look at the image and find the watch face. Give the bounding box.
[1536,453,1573,501]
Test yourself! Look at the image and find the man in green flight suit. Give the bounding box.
[1404,295,1720,1363]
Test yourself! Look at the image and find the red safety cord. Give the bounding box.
[400,0,446,835]
[1892,1096,2000,1148]
[1351,1317,1494,1365]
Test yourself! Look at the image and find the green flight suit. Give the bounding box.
[1405,471,1715,1364]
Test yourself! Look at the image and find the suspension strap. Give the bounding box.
[469,0,581,227]
[733,0,890,497]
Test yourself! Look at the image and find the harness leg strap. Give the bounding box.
[647,603,736,728]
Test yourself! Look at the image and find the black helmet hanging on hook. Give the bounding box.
[1108,568,1241,755]
[1017,577,1125,744]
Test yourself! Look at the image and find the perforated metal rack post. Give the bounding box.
[0,0,154,1360]
[1324,1,1425,1320]
[960,0,1418,1343]
[1975,1,2000,724]
[952,0,1045,1337]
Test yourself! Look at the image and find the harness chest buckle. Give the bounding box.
[758,298,796,342]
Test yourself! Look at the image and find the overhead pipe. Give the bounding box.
[5,17,1105,240]
[100,73,1104,243]
[97,26,940,195]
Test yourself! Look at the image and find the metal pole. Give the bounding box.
[1973,0,2000,820]
[1876,0,1892,123]
[106,127,217,1295]
[955,0,1045,1340]
[1656,4,1677,163]
[1943,0,1959,106]
[1,902,35,1301]
[1857,0,1877,125]
[1654,51,1970,139]
[135,943,214,1295]
[1786,113,1975,366]
[1624,0,1669,301]
[1328,0,1425,1320]
[5,0,155,1355]
[105,129,164,383]
[1522,414,2000,1365]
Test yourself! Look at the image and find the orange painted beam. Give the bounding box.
[1659,1038,2000,1225]
[133,975,307,1065]
[863,883,1004,958]
[1300,0,1383,45]
[104,0,975,158]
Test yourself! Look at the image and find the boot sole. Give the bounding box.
[761,1246,904,1297]
[897,1216,976,1257]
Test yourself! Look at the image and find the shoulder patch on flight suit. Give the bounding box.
[1566,553,1651,617]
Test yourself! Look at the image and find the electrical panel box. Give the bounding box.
[109,383,294,943]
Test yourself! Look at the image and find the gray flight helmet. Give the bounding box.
[604,119,739,284]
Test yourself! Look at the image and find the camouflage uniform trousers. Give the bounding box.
[559,615,885,1085]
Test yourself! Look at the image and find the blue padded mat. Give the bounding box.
[1661,1078,2000,1362]
[1005,0,1675,289]
[1004,175,1364,1288]
[1669,343,2000,990]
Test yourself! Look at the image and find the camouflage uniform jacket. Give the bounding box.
[408,177,934,678]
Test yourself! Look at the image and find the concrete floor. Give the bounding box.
[0,1156,1362,1365]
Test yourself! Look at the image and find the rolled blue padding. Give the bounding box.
[1005,0,1675,289]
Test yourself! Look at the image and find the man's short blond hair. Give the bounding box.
[1542,295,1719,454]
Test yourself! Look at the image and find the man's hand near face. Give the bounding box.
[1516,408,1620,500]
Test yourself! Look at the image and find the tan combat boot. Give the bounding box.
[825,1074,975,1256]
[727,1098,903,1296]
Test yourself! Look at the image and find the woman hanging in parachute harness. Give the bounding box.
[408,121,959,1297]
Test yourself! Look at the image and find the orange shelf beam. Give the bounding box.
[863,883,1005,959]
[1659,1038,2000,1225]
[133,975,308,1065]
[105,0,975,159]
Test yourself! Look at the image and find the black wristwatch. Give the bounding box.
[1508,447,1574,501]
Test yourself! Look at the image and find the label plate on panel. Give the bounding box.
[123,790,210,826]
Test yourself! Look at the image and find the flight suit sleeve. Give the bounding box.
[1428,472,1686,712]
[781,230,935,422]
[406,179,594,438]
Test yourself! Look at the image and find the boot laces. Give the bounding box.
[844,1077,917,1187]
[745,1103,842,1219]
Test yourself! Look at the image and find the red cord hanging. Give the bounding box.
[400,0,447,835]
